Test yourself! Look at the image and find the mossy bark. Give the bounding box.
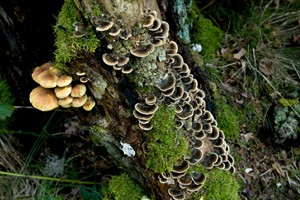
[53,0,213,199]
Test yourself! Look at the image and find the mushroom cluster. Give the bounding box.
[29,62,96,112]
[91,7,236,199]
[94,10,169,75]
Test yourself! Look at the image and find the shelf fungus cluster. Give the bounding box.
[91,9,236,199]
[96,10,169,75]
[29,62,96,112]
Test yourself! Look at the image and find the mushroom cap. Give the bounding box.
[143,14,155,28]
[157,72,176,92]
[31,62,52,83]
[166,41,178,55]
[154,21,169,39]
[145,94,157,105]
[57,75,73,87]
[54,85,72,99]
[35,70,59,88]
[134,102,158,115]
[83,99,96,111]
[149,18,161,31]
[58,96,73,106]
[172,160,190,173]
[121,65,133,74]
[178,174,193,186]
[71,84,86,97]
[71,94,88,107]
[29,86,59,111]
[130,44,154,58]
[96,21,114,31]
[138,121,153,131]
[117,57,130,67]
[102,53,118,66]
[191,172,206,185]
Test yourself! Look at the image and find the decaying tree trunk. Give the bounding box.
[27,0,235,199]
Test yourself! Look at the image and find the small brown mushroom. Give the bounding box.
[71,84,86,97]
[71,94,88,107]
[29,86,59,111]
[54,85,72,99]
[35,70,59,88]
[57,75,73,87]
[83,99,96,111]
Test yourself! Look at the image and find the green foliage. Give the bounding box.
[146,104,188,173]
[214,92,241,140]
[54,0,100,67]
[187,2,223,58]
[108,173,145,200]
[274,102,300,143]
[80,185,102,200]
[279,98,298,107]
[0,78,14,131]
[202,168,240,200]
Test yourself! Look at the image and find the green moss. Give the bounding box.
[214,92,241,140]
[146,104,188,173]
[108,174,145,200]
[200,168,239,200]
[54,0,100,67]
[187,2,223,58]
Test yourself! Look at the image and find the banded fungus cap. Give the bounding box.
[102,53,118,66]
[138,121,153,131]
[96,21,114,31]
[145,94,157,105]
[172,160,190,173]
[130,43,154,58]
[117,57,130,67]
[83,99,96,111]
[29,86,59,111]
[169,86,184,100]
[80,77,88,83]
[57,75,73,87]
[149,18,161,31]
[143,14,155,28]
[133,110,154,121]
[166,41,178,55]
[154,21,169,39]
[170,54,184,69]
[71,83,86,97]
[109,26,122,36]
[54,85,72,99]
[191,172,206,185]
[156,72,176,92]
[36,70,59,88]
[178,174,193,186]
[186,183,204,193]
[121,65,133,74]
[134,102,158,115]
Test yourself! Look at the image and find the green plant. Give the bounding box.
[187,2,223,58]
[54,0,100,67]
[192,168,240,200]
[146,104,188,173]
[108,173,145,200]
[214,91,241,140]
[0,78,14,131]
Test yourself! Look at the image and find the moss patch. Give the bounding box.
[214,91,241,140]
[203,168,240,200]
[54,0,100,67]
[187,2,223,58]
[107,173,145,200]
[146,104,188,173]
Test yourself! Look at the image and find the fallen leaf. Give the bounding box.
[272,162,285,177]
[259,58,274,76]
[242,132,255,142]
[233,48,247,60]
